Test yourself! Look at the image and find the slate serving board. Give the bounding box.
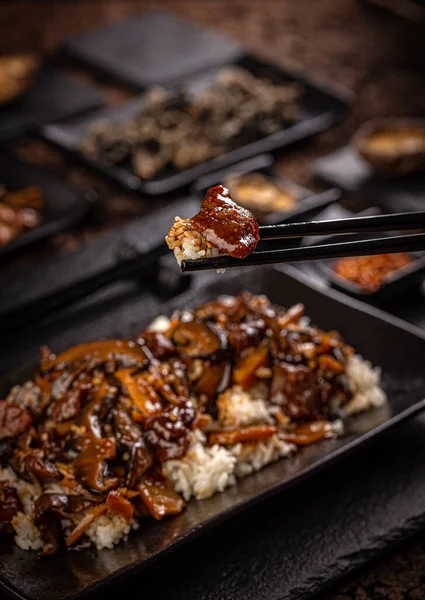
[1,266,425,600]
[43,55,350,195]
[0,65,105,142]
[62,10,244,89]
[0,197,200,341]
[293,203,425,319]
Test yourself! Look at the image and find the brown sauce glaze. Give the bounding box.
[0,291,358,554]
[190,185,260,259]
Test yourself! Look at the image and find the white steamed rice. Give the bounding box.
[1,320,386,551]
[165,217,219,266]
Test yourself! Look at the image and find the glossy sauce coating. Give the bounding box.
[190,185,260,259]
[0,292,356,555]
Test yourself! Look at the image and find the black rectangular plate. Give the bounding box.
[192,153,340,224]
[0,197,200,335]
[61,10,244,89]
[0,154,95,258]
[42,55,350,196]
[314,146,425,212]
[297,203,425,302]
[0,66,105,143]
[1,266,425,600]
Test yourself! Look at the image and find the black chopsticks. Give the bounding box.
[258,210,425,239]
[181,210,425,272]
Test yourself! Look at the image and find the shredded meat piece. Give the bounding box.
[270,363,332,421]
[144,399,196,461]
[0,400,32,440]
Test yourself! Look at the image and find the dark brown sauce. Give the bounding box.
[190,185,260,259]
[0,291,354,554]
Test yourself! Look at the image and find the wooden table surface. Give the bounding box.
[2,1,425,598]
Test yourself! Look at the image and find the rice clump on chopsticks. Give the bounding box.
[165,216,219,266]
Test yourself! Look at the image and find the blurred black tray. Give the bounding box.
[0,154,96,258]
[1,266,425,600]
[0,65,105,142]
[42,54,350,196]
[192,153,340,224]
[295,203,425,315]
[314,146,425,213]
[61,10,244,89]
[0,197,200,342]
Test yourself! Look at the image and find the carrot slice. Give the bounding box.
[106,491,134,521]
[280,420,335,446]
[209,425,277,446]
[65,504,107,547]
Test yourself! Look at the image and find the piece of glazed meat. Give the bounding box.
[166,185,260,265]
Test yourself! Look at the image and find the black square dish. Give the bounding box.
[0,66,105,142]
[192,153,340,224]
[314,146,425,213]
[1,266,424,600]
[42,55,350,195]
[0,154,96,258]
[298,204,425,302]
[318,246,425,302]
[62,10,243,89]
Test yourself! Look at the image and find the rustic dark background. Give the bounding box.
[2,1,425,597]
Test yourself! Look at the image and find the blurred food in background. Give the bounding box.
[80,67,302,179]
[224,172,296,219]
[352,118,425,176]
[0,185,43,247]
[333,252,413,292]
[0,55,39,105]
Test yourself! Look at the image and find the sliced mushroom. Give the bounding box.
[73,436,117,494]
[113,410,153,487]
[115,369,162,417]
[190,360,228,402]
[11,448,60,484]
[41,340,149,372]
[171,321,223,358]
[34,493,98,555]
